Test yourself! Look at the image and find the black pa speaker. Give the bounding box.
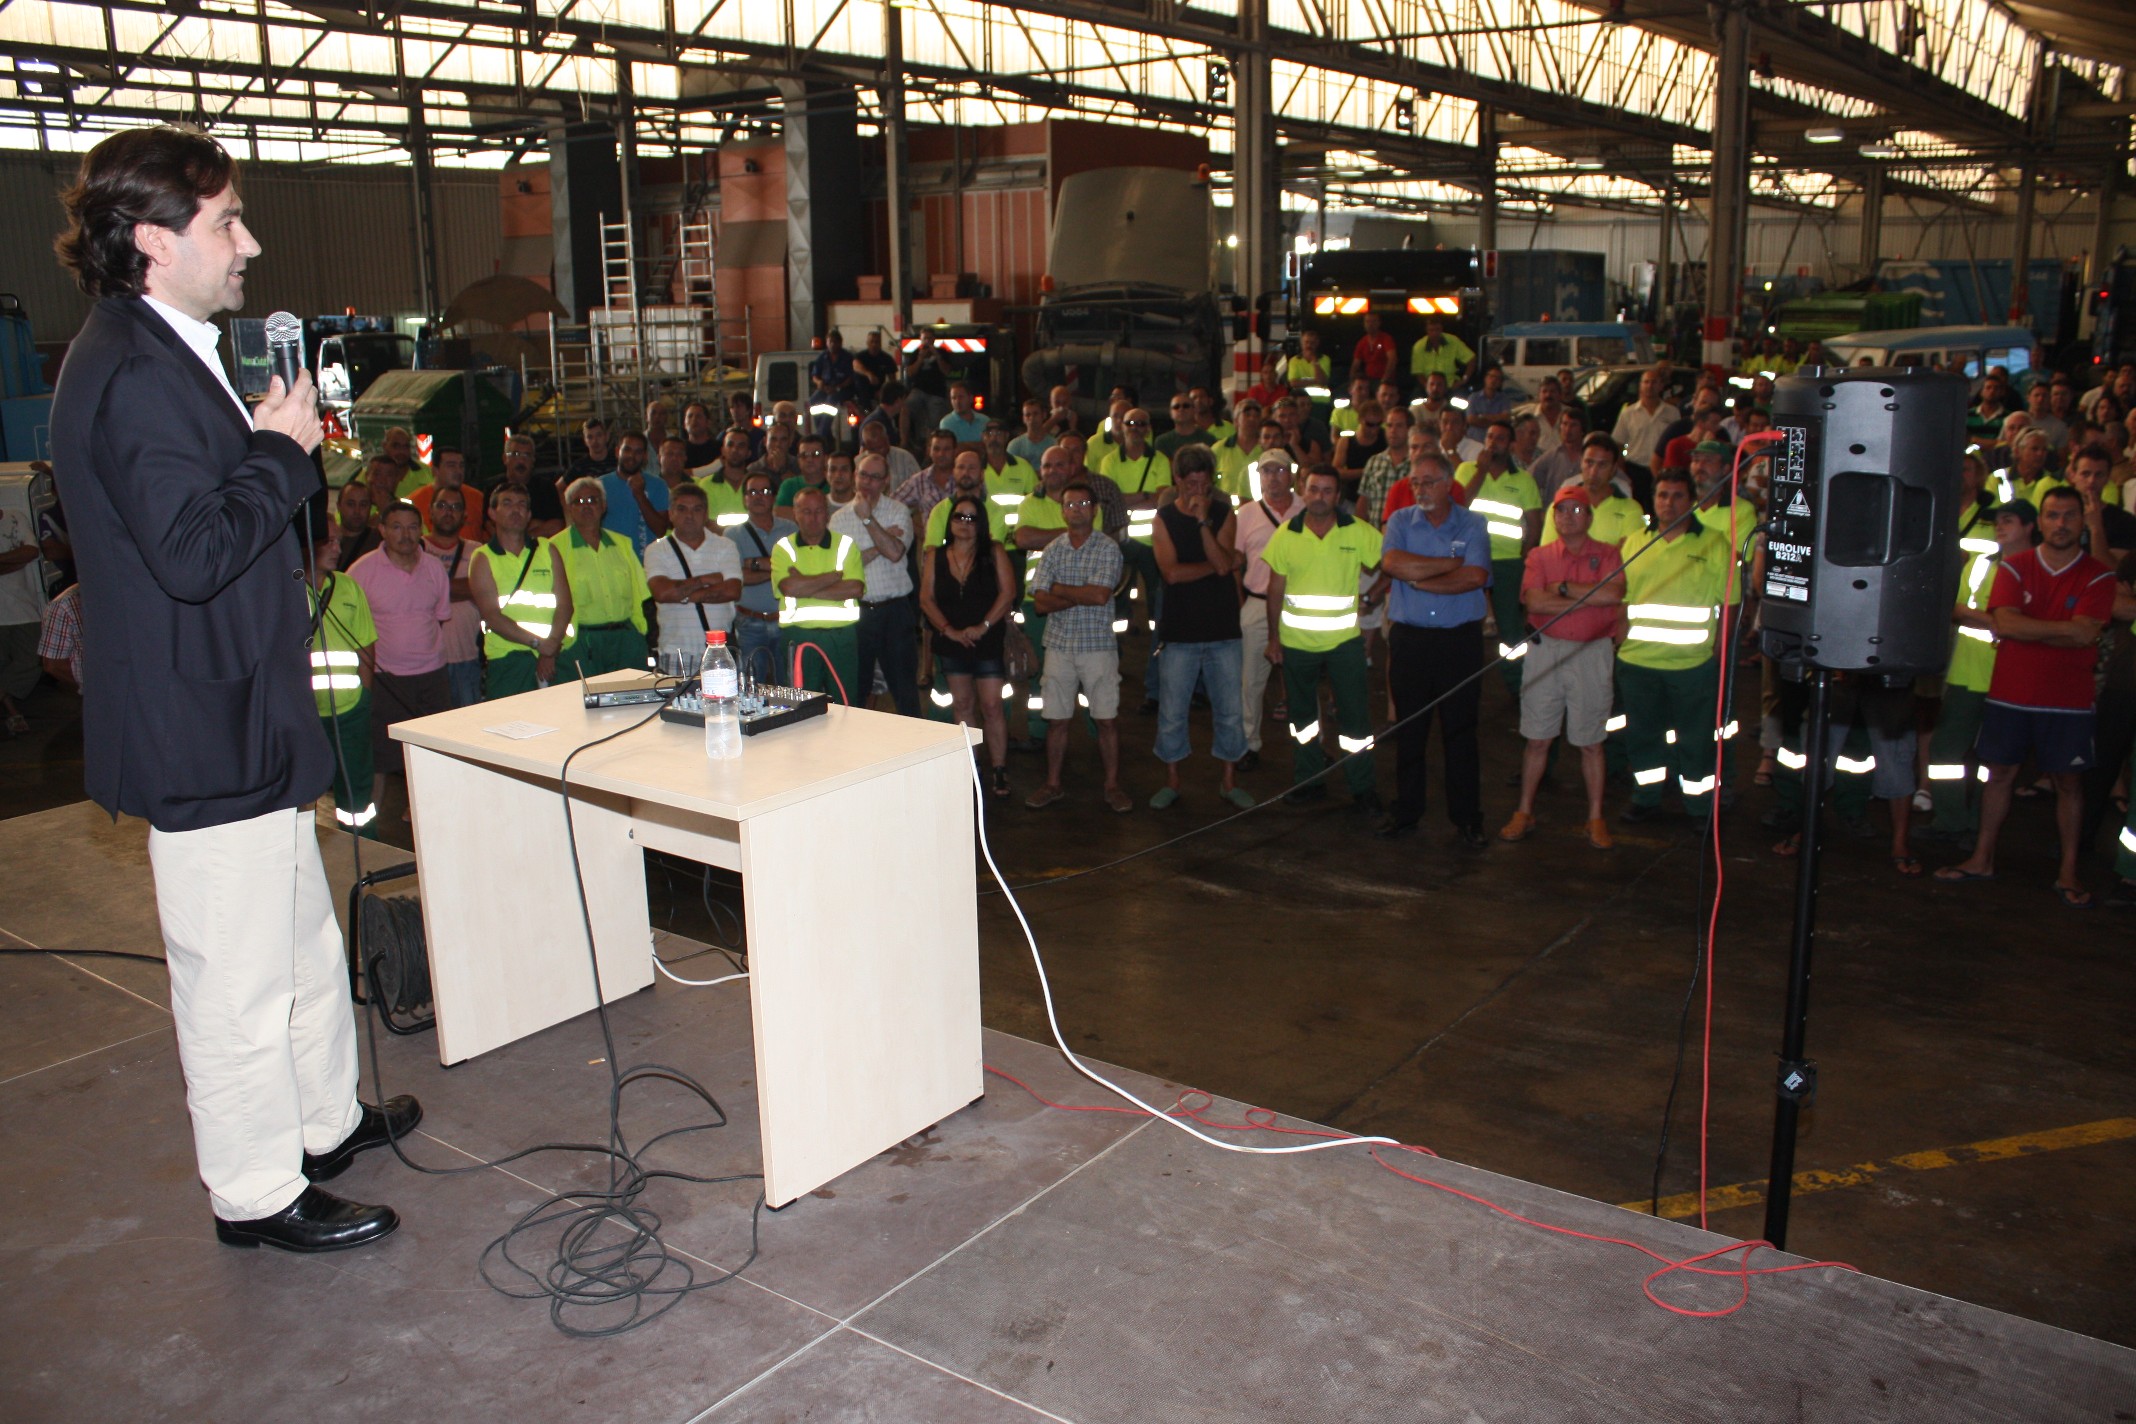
[1758,368,1969,674]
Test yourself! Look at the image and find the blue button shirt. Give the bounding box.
[600,470,671,557]
[1383,501,1492,627]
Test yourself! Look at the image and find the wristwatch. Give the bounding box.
[1557,581,1570,598]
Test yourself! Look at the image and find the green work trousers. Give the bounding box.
[484,648,538,700]
[1490,558,1527,697]
[1618,657,1727,814]
[319,693,379,839]
[1281,637,1375,799]
[1927,685,1987,836]
[784,624,860,703]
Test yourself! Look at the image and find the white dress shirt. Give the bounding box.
[143,295,250,424]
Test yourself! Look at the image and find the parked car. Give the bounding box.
[1569,362,1702,436]
[1486,321,1655,398]
[1820,325,2041,394]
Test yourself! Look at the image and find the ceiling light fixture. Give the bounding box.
[1858,140,1901,159]
[1805,126,1845,144]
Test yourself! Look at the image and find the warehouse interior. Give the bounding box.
[1,0,2134,1420]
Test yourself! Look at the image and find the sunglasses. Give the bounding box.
[950,512,979,523]
[1123,420,1149,428]
[568,496,603,506]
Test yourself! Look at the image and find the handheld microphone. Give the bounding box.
[264,311,304,395]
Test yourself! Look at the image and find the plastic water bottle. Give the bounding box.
[701,630,742,760]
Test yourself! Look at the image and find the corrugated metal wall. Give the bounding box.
[0,153,503,343]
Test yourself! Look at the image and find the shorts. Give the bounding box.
[937,647,1006,680]
[1518,634,1614,746]
[1041,647,1121,721]
[1976,701,2096,776]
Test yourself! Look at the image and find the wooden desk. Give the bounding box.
[391,678,983,1207]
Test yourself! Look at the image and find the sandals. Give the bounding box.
[1933,865,1994,883]
[2054,883,2094,911]
[1891,854,1922,878]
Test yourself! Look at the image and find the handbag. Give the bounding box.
[1004,618,1037,682]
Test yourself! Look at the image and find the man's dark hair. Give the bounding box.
[2038,485,2085,517]
[1060,480,1096,505]
[1171,444,1216,482]
[56,124,237,298]
[797,433,827,455]
[878,380,906,403]
[1652,468,1697,499]
[381,499,422,523]
[669,482,707,507]
[683,400,712,421]
[435,445,463,463]
[743,472,776,495]
[2070,442,2114,472]
[615,429,646,449]
[1302,461,1343,489]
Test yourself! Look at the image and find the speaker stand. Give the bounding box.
[1763,665,1832,1252]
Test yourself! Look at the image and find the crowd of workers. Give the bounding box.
[19,334,2130,907]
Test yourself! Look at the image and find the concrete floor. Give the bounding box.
[2,637,2131,1366]
[2,801,2131,1422]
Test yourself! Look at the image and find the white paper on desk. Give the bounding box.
[483,720,557,740]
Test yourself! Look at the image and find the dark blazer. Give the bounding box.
[49,295,332,832]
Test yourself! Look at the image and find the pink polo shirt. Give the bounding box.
[348,546,450,675]
[1522,536,1625,643]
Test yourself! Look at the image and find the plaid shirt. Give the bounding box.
[894,468,955,527]
[1356,449,1407,529]
[1078,469,1132,547]
[36,583,83,688]
[1030,528,1124,653]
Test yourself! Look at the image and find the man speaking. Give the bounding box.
[50,125,416,1252]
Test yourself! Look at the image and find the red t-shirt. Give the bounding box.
[1985,546,2114,709]
[1352,332,1396,383]
[1522,537,1626,643]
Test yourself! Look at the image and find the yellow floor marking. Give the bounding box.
[1622,1117,2136,1220]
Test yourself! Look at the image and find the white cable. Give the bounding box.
[968,755,1400,1156]
[653,955,748,989]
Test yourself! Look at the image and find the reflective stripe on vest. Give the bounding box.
[1468,495,1526,544]
[778,534,861,627]
[310,648,361,692]
[1624,600,1716,648]
[1280,590,1358,634]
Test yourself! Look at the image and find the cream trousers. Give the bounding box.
[148,807,361,1221]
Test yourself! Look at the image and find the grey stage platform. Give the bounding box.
[1,801,2130,1422]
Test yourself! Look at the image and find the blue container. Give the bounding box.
[0,395,54,461]
[0,297,50,399]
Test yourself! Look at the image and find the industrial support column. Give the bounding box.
[1656,184,1676,326]
[881,1,913,334]
[407,87,441,319]
[1857,165,1884,276]
[1232,0,1278,340]
[783,82,864,346]
[2010,163,2037,322]
[1703,2,1751,372]
[1475,106,1499,256]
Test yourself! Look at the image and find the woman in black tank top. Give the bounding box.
[1333,399,1387,510]
[919,494,1018,796]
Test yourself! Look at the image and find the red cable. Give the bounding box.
[984,1063,1855,1319]
[1700,431,1784,1231]
[788,639,852,705]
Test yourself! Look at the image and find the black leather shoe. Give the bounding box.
[215,1185,399,1253]
[1234,750,1260,774]
[1456,825,1489,852]
[1372,815,1418,840]
[1285,783,1330,806]
[303,1095,422,1182]
[1619,802,1666,824]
